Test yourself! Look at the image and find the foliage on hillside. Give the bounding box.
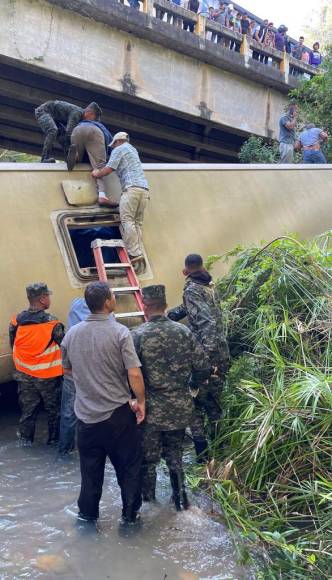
[0,149,39,163]
[238,136,279,164]
[190,234,332,578]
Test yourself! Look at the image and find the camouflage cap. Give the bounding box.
[26,283,53,299]
[142,285,166,305]
[86,101,102,120]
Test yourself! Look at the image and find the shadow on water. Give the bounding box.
[0,386,255,580]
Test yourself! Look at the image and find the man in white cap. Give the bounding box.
[92,132,149,263]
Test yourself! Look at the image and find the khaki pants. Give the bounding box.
[279,142,294,164]
[71,124,107,193]
[119,187,149,257]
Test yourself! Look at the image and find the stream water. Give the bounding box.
[0,402,255,580]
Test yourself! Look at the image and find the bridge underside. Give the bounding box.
[0,57,245,163]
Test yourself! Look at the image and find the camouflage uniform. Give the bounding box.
[131,285,210,508]
[13,371,62,444]
[168,271,230,443]
[9,283,65,444]
[35,100,84,159]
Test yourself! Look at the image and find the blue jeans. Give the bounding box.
[303,150,327,164]
[58,375,77,455]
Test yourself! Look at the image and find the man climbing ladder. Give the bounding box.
[91,132,149,265]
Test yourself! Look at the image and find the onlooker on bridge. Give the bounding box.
[275,27,286,52]
[183,0,199,32]
[262,22,275,64]
[292,36,306,60]
[279,103,297,164]
[296,123,328,164]
[240,13,250,35]
[92,132,149,264]
[309,42,322,67]
[252,18,268,60]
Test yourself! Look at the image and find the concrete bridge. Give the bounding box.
[0,0,317,162]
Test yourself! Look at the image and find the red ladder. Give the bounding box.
[90,239,146,321]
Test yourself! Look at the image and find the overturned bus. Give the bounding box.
[0,161,331,383]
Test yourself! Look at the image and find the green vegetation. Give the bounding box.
[238,136,279,164]
[291,47,332,162]
[190,234,332,578]
[0,149,39,162]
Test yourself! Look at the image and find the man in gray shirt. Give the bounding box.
[92,131,149,264]
[61,281,145,524]
[279,104,297,164]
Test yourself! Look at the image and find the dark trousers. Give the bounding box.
[77,403,142,520]
[58,375,77,455]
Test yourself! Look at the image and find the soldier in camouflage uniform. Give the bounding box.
[131,285,210,510]
[34,100,102,163]
[168,254,230,460]
[9,283,64,446]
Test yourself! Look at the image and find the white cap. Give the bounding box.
[109,131,129,147]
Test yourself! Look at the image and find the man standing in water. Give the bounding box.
[9,283,64,446]
[132,285,210,510]
[61,282,145,523]
[168,254,230,460]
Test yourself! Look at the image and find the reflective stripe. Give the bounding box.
[14,357,62,371]
[36,345,60,357]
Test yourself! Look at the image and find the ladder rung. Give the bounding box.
[91,239,125,249]
[115,311,145,319]
[113,286,140,293]
[103,263,131,268]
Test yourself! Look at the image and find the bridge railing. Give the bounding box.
[153,0,198,29]
[119,0,319,81]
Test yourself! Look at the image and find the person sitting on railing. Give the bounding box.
[309,42,322,67]
[253,18,268,61]
[183,0,199,32]
[262,22,275,64]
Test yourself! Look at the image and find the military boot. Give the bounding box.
[193,438,209,464]
[41,155,56,163]
[169,471,190,511]
[66,143,78,171]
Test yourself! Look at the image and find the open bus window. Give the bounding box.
[69,226,122,268]
[55,211,130,282]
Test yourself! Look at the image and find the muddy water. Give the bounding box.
[0,411,254,580]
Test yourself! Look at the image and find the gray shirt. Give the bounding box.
[61,313,141,424]
[279,114,296,144]
[107,142,149,191]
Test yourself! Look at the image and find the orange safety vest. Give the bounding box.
[11,315,63,379]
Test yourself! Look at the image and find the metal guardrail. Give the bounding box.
[118,0,319,81]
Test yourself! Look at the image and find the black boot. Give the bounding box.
[41,155,56,163]
[193,439,209,464]
[169,471,190,511]
[66,143,78,171]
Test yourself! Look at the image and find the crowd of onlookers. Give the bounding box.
[127,0,323,70]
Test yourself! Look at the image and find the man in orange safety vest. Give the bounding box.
[9,283,64,446]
